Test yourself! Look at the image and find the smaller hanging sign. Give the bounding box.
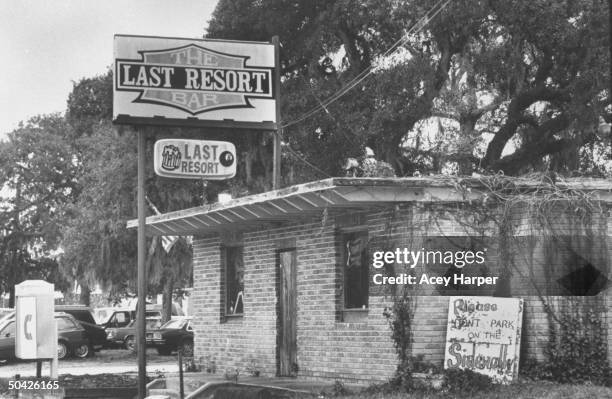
[154,139,236,179]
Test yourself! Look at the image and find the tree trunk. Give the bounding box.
[162,276,174,323]
[8,286,15,308]
[79,282,91,306]
[457,118,477,176]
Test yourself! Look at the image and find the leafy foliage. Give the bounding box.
[383,287,415,390]
[61,73,198,307]
[0,115,77,302]
[542,301,611,386]
[208,0,610,178]
[59,123,138,298]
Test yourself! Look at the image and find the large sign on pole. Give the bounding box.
[444,296,523,383]
[114,34,281,398]
[113,35,276,129]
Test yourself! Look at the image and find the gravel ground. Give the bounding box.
[0,348,180,378]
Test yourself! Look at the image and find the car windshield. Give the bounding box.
[0,311,14,325]
[147,319,161,329]
[160,319,187,329]
[94,309,115,324]
[0,321,15,337]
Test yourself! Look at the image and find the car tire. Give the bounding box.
[74,343,90,358]
[125,336,136,353]
[57,341,69,360]
[157,346,172,356]
[179,340,194,357]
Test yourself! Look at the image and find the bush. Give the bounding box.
[542,306,612,386]
[443,368,494,395]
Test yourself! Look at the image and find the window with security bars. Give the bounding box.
[342,231,369,309]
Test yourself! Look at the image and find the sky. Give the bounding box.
[0,0,218,138]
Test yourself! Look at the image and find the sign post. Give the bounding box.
[272,35,282,190]
[113,35,280,398]
[137,128,147,398]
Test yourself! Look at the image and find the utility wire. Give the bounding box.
[281,0,453,130]
[278,0,452,178]
[274,130,332,178]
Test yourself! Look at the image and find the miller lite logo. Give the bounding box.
[154,139,236,180]
[115,43,273,115]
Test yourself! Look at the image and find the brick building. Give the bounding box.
[132,177,612,383]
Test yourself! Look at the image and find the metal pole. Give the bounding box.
[137,128,147,398]
[272,35,282,190]
[178,351,184,399]
[50,318,58,379]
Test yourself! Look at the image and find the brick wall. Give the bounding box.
[191,204,611,383]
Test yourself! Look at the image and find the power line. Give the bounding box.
[281,0,453,130]
[275,130,332,178]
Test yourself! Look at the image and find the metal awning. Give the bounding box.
[127,177,612,236]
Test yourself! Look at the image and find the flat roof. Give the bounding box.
[127,177,612,236]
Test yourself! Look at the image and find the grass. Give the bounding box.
[333,380,612,399]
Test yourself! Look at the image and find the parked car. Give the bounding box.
[0,309,104,355]
[98,308,163,329]
[0,312,90,360]
[146,317,193,356]
[0,309,14,326]
[55,305,96,324]
[106,318,162,351]
[54,305,106,352]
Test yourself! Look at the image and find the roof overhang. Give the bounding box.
[127,177,612,236]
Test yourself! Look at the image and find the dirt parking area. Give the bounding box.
[0,348,180,378]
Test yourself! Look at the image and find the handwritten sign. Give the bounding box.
[444,296,523,383]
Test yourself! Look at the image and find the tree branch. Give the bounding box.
[482,85,570,166]
[487,117,590,175]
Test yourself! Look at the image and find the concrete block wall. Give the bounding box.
[191,204,611,383]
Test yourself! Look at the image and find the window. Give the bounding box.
[109,312,129,327]
[57,316,77,331]
[1,322,14,337]
[224,246,244,315]
[538,236,609,296]
[557,262,608,295]
[342,231,369,309]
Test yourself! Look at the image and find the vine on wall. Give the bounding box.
[384,173,610,386]
[451,173,611,385]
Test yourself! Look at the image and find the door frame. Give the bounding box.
[276,248,297,377]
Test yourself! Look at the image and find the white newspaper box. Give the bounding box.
[15,280,56,359]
